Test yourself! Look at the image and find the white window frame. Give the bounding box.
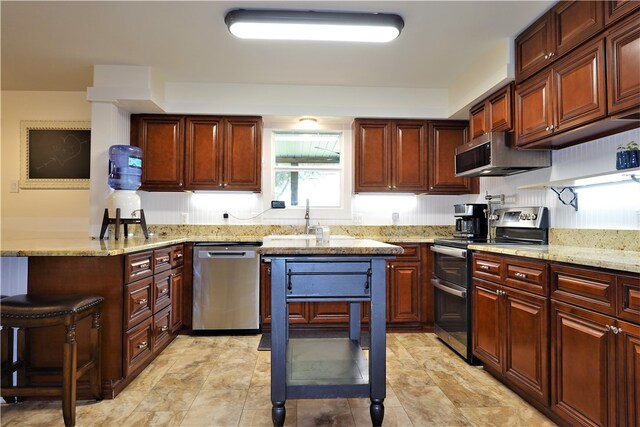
[262,121,353,221]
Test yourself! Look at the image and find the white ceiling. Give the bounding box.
[2,1,553,94]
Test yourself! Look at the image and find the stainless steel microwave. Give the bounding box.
[455,132,551,177]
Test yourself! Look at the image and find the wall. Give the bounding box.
[1,91,91,238]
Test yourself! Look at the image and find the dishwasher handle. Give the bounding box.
[198,249,257,259]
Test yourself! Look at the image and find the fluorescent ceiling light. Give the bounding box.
[225,9,404,43]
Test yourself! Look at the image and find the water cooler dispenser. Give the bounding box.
[99,145,149,239]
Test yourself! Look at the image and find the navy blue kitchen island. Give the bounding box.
[259,237,402,427]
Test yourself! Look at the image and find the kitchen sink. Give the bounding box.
[262,234,355,241]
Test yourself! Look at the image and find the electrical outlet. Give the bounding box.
[181,212,189,224]
[10,180,19,193]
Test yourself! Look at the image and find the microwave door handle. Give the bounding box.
[431,279,467,298]
[430,245,467,259]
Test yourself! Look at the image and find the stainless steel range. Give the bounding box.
[431,206,549,363]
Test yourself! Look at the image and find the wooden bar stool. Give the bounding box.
[0,294,104,427]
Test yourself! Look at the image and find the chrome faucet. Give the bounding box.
[484,192,505,241]
[304,199,310,234]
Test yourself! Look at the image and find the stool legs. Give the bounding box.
[62,323,78,427]
[1,326,16,402]
[89,311,103,401]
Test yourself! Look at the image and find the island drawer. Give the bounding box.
[504,257,548,296]
[551,264,616,315]
[285,260,372,299]
[153,247,172,273]
[125,250,154,282]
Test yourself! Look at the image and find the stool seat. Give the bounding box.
[1,295,104,320]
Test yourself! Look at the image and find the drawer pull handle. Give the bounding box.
[160,326,169,332]
[157,256,170,264]
[287,269,292,291]
[479,265,490,271]
[137,298,148,305]
[137,341,148,349]
[514,272,528,279]
[161,288,169,294]
[132,261,150,270]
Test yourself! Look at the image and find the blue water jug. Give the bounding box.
[108,145,143,190]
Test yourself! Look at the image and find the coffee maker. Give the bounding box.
[453,203,488,239]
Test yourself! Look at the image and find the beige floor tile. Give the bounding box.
[239,408,297,427]
[295,399,355,427]
[394,385,472,427]
[134,383,201,412]
[351,405,413,427]
[180,388,247,426]
[121,411,187,426]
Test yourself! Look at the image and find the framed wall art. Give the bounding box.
[20,120,91,189]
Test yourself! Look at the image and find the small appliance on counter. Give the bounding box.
[99,145,148,240]
[431,206,549,364]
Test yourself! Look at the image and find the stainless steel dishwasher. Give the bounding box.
[192,243,260,332]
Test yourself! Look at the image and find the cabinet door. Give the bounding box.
[170,267,183,333]
[554,38,607,133]
[552,1,604,57]
[617,273,640,322]
[469,103,487,140]
[124,276,153,331]
[387,261,421,324]
[260,262,307,325]
[131,115,185,191]
[606,12,640,116]
[153,306,172,352]
[515,70,554,147]
[354,120,392,192]
[391,121,428,192]
[427,121,477,194]
[472,279,502,371]
[184,116,223,190]
[516,13,554,82]
[617,320,640,427]
[605,0,640,26]
[503,287,549,405]
[223,117,262,191]
[308,302,350,324]
[153,270,172,313]
[124,316,153,377]
[551,301,617,427]
[487,83,513,132]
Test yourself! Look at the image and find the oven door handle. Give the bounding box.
[431,279,467,298]
[430,245,467,259]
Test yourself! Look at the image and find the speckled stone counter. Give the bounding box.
[259,236,403,256]
[468,243,640,274]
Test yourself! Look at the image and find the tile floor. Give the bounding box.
[1,333,556,426]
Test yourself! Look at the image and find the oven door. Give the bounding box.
[432,278,469,358]
[431,245,468,287]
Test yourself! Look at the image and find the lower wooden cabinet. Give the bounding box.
[124,316,154,377]
[618,320,640,427]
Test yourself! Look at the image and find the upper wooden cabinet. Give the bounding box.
[605,0,640,26]
[132,115,262,192]
[469,83,513,140]
[131,115,185,191]
[516,1,605,82]
[515,37,607,147]
[606,12,640,117]
[354,119,428,193]
[427,121,478,194]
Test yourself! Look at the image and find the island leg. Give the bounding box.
[370,398,385,426]
[272,401,286,427]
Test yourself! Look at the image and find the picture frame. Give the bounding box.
[20,120,91,189]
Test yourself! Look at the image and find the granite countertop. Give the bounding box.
[469,243,640,274]
[259,235,403,256]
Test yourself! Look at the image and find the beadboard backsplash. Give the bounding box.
[138,128,640,230]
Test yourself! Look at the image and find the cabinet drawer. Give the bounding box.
[125,251,153,282]
[171,244,184,267]
[285,261,372,299]
[124,316,153,377]
[154,247,172,273]
[153,270,172,312]
[394,244,420,261]
[124,276,153,330]
[618,274,640,323]
[551,264,616,315]
[153,306,172,352]
[473,253,503,282]
[504,257,548,296]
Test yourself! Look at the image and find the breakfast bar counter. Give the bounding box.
[259,236,402,427]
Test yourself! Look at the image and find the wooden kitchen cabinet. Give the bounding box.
[469,83,513,140]
[131,115,185,191]
[617,319,640,427]
[353,119,428,193]
[427,121,478,194]
[605,0,640,26]
[387,243,422,325]
[606,11,640,117]
[515,37,606,147]
[260,261,309,327]
[472,253,550,406]
[515,1,604,82]
[170,245,184,333]
[132,114,262,192]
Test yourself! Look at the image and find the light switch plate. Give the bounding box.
[10,180,19,193]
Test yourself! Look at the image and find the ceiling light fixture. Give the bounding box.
[225,9,404,43]
[298,117,319,130]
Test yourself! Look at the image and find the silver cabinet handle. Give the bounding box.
[480,265,490,271]
[161,288,169,294]
[136,298,148,305]
[160,326,169,332]
[514,272,528,279]
[137,341,148,349]
[606,325,621,334]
